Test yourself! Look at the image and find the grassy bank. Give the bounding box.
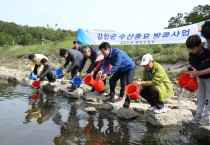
[0,39,188,82]
[0,37,189,64]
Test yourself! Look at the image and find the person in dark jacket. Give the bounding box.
[72,41,81,52]
[97,42,136,108]
[189,21,210,77]
[77,46,103,92]
[186,35,210,125]
[60,48,83,78]
[60,48,83,91]
[36,58,57,83]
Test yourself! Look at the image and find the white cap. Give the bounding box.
[140,54,154,66]
[95,51,104,62]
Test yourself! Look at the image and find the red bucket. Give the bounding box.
[178,70,198,92]
[92,78,105,93]
[32,81,40,89]
[84,75,95,86]
[125,83,140,100]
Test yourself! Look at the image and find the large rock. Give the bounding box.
[83,92,107,104]
[97,103,114,110]
[58,87,84,99]
[146,108,193,127]
[42,82,59,92]
[165,99,196,111]
[7,76,21,85]
[19,77,30,86]
[182,121,210,144]
[111,108,139,119]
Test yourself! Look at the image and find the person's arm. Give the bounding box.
[86,51,98,73]
[63,58,70,68]
[37,64,44,75]
[39,64,55,79]
[100,58,108,73]
[78,57,87,73]
[104,64,112,74]
[106,52,122,76]
[31,62,35,73]
[94,60,103,72]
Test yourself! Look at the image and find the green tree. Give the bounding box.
[0,32,13,46]
[166,4,210,28]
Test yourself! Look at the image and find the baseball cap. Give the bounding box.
[140,54,154,66]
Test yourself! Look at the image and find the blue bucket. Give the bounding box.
[72,77,82,88]
[29,73,37,80]
[55,69,64,79]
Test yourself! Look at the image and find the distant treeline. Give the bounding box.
[0,20,76,46]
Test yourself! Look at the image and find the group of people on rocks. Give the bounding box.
[28,21,210,124]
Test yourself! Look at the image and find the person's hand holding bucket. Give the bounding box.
[96,71,103,78]
[188,67,199,78]
[178,69,198,92]
[84,74,95,87]
[29,73,37,80]
[55,69,64,79]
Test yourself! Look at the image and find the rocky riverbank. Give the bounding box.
[0,62,210,144]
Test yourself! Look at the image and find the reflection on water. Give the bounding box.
[0,83,200,145]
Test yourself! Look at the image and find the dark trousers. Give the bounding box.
[110,67,136,102]
[71,66,80,79]
[140,86,164,109]
[41,70,56,82]
[33,64,41,75]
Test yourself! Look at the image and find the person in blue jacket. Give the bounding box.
[97,42,136,108]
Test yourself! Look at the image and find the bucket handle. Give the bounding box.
[178,70,188,79]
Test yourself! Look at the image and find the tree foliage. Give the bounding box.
[0,20,77,46]
[167,5,210,28]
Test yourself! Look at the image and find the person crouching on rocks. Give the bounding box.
[136,54,174,114]
[28,54,48,77]
[36,58,58,84]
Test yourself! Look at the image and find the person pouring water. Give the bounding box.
[136,54,174,114]
[59,48,83,91]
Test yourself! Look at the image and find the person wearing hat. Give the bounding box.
[28,54,48,76]
[76,46,102,92]
[137,54,174,114]
[72,41,81,52]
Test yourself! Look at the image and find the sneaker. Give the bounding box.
[123,101,130,108]
[198,117,209,125]
[154,107,167,114]
[147,106,156,111]
[107,97,115,103]
[191,114,201,124]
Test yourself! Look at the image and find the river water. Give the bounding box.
[0,83,201,145]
